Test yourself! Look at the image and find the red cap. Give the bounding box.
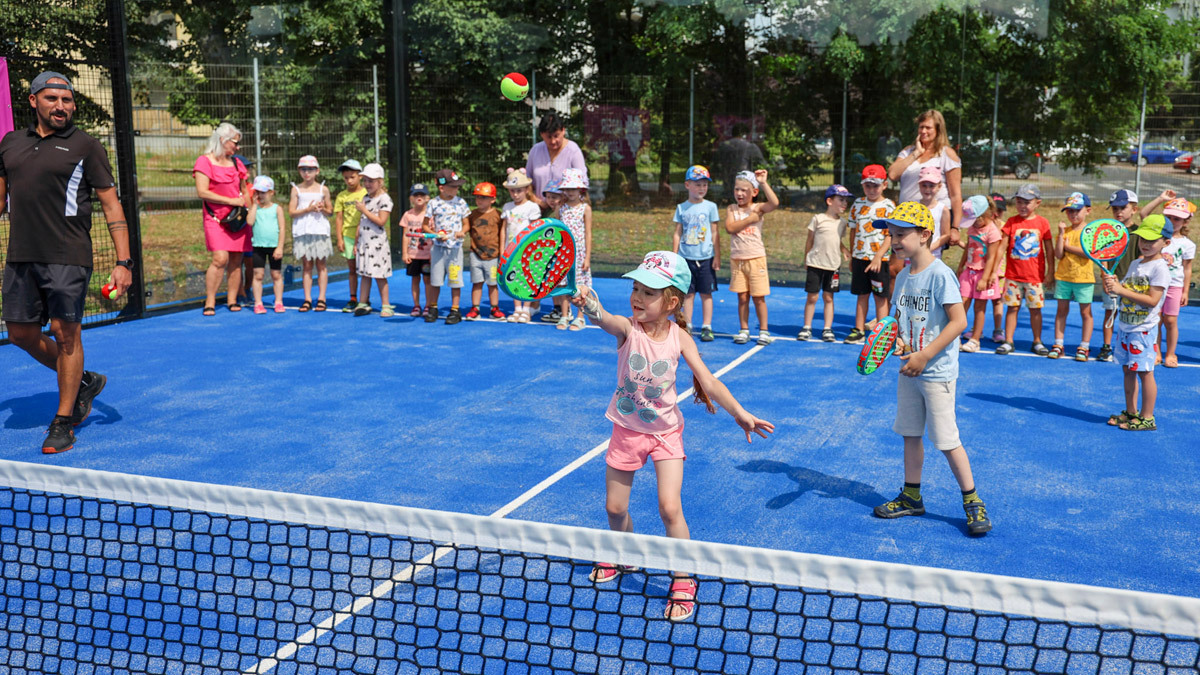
[473,182,497,198]
[861,164,887,183]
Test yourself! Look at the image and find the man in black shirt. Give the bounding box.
[0,71,133,453]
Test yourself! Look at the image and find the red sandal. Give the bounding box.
[588,562,639,583]
[664,577,698,622]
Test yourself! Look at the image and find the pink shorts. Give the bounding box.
[1163,286,1182,317]
[606,423,685,471]
[959,268,1000,300]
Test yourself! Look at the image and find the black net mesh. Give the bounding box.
[1,483,1197,675]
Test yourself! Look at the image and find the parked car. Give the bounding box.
[1174,153,1200,175]
[1129,142,1184,166]
[1106,148,1127,164]
[958,141,1034,180]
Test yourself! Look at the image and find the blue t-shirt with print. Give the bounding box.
[674,199,720,260]
[426,195,471,249]
[890,259,963,382]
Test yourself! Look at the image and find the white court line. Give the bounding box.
[245,343,767,674]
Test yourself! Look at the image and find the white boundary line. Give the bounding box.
[244,342,767,673]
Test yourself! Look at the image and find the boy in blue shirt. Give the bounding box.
[870,201,992,537]
[671,165,721,341]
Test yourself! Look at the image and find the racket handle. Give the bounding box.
[405,232,438,239]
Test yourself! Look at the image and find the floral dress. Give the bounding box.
[558,202,592,288]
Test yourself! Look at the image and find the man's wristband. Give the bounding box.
[115,258,134,269]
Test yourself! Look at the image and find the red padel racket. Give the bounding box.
[1080,218,1129,274]
[857,316,899,375]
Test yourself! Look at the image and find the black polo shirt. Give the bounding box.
[0,123,116,267]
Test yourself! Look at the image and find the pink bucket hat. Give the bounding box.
[622,251,692,294]
[917,165,943,183]
[559,168,589,189]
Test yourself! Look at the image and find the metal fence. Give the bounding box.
[129,61,380,307]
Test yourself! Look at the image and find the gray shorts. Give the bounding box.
[430,246,464,288]
[469,252,499,287]
[893,377,962,450]
[1101,286,1120,311]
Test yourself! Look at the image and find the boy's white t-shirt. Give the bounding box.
[502,201,543,246]
[849,197,895,261]
[1163,235,1196,288]
[805,214,848,272]
[927,201,948,258]
[1117,257,1171,333]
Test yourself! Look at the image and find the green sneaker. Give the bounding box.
[964,500,993,536]
[700,327,714,342]
[873,491,925,519]
[844,328,865,344]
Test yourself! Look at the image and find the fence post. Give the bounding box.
[253,57,262,169]
[384,0,412,214]
[989,73,999,194]
[688,69,695,166]
[1135,83,1147,196]
[106,0,145,318]
[373,65,380,162]
[840,79,848,186]
[531,70,538,147]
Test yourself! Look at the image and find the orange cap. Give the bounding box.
[473,182,497,198]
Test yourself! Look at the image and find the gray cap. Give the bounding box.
[1013,183,1041,200]
[31,71,74,95]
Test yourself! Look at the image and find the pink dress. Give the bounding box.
[194,155,250,252]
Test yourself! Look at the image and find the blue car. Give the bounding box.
[1129,142,1184,165]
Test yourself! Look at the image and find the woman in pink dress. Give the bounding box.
[193,123,251,315]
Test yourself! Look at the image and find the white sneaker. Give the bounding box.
[959,339,979,353]
[756,331,774,346]
[733,329,750,344]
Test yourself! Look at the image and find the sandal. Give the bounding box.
[588,563,639,583]
[227,303,242,312]
[1107,410,1138,427]
[1120,415,1157,431]
[664,576,698,622]
[314,300,327,312]
[299,300,312,312]
[410,306,422,317]
[202,305,215,316]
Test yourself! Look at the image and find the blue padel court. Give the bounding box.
[3,272,1199,602]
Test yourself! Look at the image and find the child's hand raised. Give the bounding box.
[754,169,769,184]
[735,410,775,443]
[1160,189,1177,201]
[569,285,594,308]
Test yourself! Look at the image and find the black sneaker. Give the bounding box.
[821,329,836,342]
[873,491,925,519]
[964,500,993,536]
[844,328,865,344]
[445,307,462,325]
[423,306,438,323]
[71,371,107,425]
[1096,345,1114,362]
[342,300,357,313]
[42,416,75,454]
[540,307,562,324]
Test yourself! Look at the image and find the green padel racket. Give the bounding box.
[497,219,577,301]
[1080,218,1129,274]
[857,316,899,375]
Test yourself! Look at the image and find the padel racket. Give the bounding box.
[405,232,438,239]
[498,218,577,301]
[857,316,899,375]
[1081,218,1129,274]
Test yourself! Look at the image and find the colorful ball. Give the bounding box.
[500,73,529,102]
[101,277,120,301]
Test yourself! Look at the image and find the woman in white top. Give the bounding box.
[888,110,963,236]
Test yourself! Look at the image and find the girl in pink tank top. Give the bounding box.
[570,251,775,623]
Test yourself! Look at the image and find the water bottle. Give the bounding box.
[831,271,840,291]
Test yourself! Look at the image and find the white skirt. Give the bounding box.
[293,233,332,261]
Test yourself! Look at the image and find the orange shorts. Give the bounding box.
[605,423,686,471]
[729,257,771,297]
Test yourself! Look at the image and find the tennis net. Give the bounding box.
[1,460,1198,675]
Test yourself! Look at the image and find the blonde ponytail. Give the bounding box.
[663,287,716,414]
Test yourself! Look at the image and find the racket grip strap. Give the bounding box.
[581,289,602,319]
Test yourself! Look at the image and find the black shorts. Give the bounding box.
[804,266,839,294]
[850,257,891,296]
[406,259,432,277]
[252,247,283,271]
[685,257,718,295]
[1,262,92,325]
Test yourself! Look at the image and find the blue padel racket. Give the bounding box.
[857,316,899,375]
[497,219,577,301]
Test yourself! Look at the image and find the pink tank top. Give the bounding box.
[605,319,682,433]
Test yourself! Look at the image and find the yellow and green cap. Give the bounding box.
[873,201,935,232]
[1130,214,1173,241]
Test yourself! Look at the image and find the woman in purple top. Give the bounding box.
[526,111,587,210]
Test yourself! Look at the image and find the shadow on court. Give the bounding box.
[1,392,122,431]
[965,393,1109,424]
